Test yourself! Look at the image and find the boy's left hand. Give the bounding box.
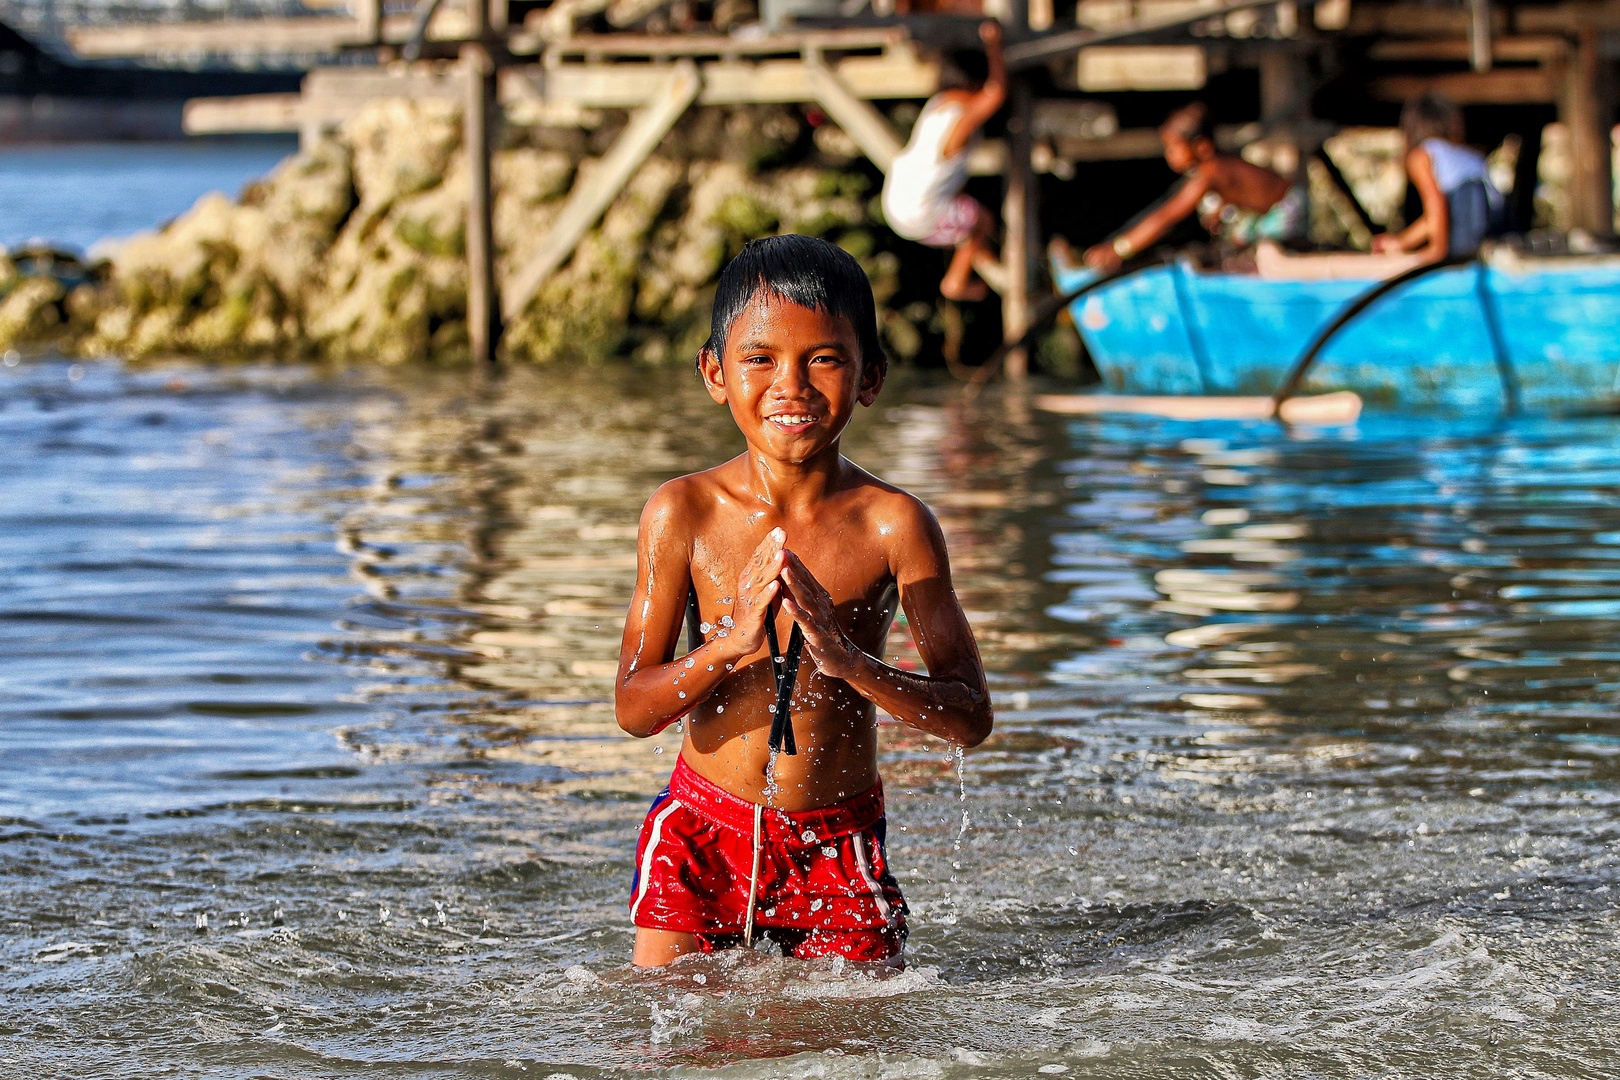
[779,550,862,681]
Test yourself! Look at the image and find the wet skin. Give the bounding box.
[614,294,992,966]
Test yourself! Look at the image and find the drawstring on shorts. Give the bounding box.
[744,801,763,946]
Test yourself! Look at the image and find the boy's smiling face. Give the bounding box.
[699,292,882,466]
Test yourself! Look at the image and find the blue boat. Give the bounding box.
[1052,256,1620,411]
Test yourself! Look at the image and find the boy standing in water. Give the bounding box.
[616,235,992,967]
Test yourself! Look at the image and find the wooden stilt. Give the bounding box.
[357,0,383,44]
[1001,77,1036,380]
[502,61,701,322]
[1561,27,1614,237]
[464,39,500,368]
[1467,0,1493,72]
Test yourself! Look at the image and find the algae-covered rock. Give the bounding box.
[21,98,936,366]
[503,155,683,364]
[0,276,66,349]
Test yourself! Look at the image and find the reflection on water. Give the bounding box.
[1,358,1617,1077]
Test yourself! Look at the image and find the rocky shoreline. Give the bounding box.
[0,99,943,367]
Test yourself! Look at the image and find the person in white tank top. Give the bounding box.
[880,21,1005,301]
[1373,93,1503,261]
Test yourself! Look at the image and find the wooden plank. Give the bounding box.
[1077,45,1205,91]
[1034,391,1363,425]
[1350,1,1620,36]
[1370,70,1557,104]
[502,60,701,322]
[1052,128,1164,161]
[183,93,303,134]
[533,27,905,57]
[204,52,931,139]
[1006,0,1294,68]
[529,52,936,108]
[1367,35,1567,62]
[802,50,903,172]
[66,12,471,58]
[307,65,465,104]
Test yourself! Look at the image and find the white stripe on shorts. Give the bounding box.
[852,831,893,925]
[630,798,683,922]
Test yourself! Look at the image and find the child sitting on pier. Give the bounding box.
[1079,102,1304,271]
[1371,93,1504,262]
[617,234,992,967]
[881,21,1006,301]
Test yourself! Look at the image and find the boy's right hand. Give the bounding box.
[978,20,1001,45]
[723,527,786,660]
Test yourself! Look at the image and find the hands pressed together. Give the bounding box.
[721,528,861,680]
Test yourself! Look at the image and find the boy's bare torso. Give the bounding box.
[650,456,921,810]
[1203,156,1290,213]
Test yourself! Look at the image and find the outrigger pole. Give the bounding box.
[1270,256,1470,413]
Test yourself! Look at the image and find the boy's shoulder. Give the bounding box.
[639,465,729,524]
[837,461,942,533]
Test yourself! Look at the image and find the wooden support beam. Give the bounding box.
[66,12,474,59]
[530,27,905,57]
[1367,36,1567,63]
[1349,1,1620,37]
[1370,69,1558,104]
[184,93,304,135]
[502,61,701,322]
[358,0,384,44]
[1467,0,1494,71]
[1561,27,1615,236]
[464,41,500,368]
[1005,0,1297,69]
[1002,79,1037,381]
[802,49,903,172]
[527,51,936,108]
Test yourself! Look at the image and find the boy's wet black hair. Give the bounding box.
[702,234,888,379]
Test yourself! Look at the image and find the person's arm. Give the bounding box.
[614,493,785,738]
[1373,146,1448,261]
[941,21,1007,159]
[777,504,992,748]
[1083,166,1210,271]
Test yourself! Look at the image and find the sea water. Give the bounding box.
[1,358,1616,1077]
[0,139,296,253]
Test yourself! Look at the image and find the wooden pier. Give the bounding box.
[60,0,1620,369]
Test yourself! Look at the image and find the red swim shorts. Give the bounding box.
[629,756,907,963]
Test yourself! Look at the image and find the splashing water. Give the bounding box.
[762,747,781,807]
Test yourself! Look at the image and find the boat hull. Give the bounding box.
[1054,259,1620,410]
